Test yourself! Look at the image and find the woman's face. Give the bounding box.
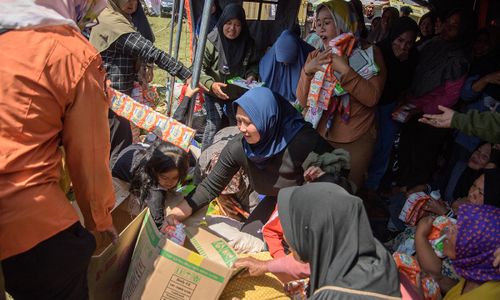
[468,143,492,170]
[158,169,180,190]
[440,13,461,41]
[419,17,434,37]
[442,223,457,259]
[236,107,261,144]
[392,30,416,61]
[120,0,138,14]
[381,9,397,32]
[315,6,338,49]
[223,18,242,40]
[467,174,485,205]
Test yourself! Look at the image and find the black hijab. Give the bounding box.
[378,16,419,105]
[208,3,253,75]
[278,183,401,299]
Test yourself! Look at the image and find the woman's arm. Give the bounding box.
[296,50,321,108]
[115,32,191,81]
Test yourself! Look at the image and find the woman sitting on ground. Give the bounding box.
[236,183,402,299]
[416,204,500,299]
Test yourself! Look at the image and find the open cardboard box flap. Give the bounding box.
[122,210,239,300]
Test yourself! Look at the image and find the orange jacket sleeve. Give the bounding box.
[62,58,115,232]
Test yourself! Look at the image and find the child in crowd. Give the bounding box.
[111,138,189,229]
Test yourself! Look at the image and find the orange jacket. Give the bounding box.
[0,25,115,260]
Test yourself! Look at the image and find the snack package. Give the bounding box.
[161,223,186,246]
[393,252,441,300]
[399,192,430,226]
[284,279,309,300]
[109,87,195,151]
[428,216,456,258]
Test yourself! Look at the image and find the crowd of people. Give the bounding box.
[1,0,499,299]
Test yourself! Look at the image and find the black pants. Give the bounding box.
[397,116,450,188]
[1,222,96,300]
[109,110,133,167]
[240,196,277,240]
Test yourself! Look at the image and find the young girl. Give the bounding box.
[111,139,189,228]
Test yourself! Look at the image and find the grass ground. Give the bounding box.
[147,15,193,86]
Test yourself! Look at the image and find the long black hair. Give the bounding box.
[129,140,189,203]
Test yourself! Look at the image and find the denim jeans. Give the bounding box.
[365,102,399,190]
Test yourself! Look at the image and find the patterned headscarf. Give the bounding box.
[453,204,500,282]
[315,0,360,39]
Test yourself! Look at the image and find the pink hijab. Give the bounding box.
[0,0,107,30]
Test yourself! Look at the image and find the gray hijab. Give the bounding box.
[278,183,401,299]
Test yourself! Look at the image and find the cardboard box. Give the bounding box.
[87,199,146,300]
[122,210,238,300]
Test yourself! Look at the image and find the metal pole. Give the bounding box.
[164,0,178,116]
[187,0,214,127]
[167,0,178,56]
[167,0,186,116]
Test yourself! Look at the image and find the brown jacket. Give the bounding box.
[296,46,386,143]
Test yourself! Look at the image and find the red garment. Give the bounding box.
[262,207,286,258]
[408,77,466,114]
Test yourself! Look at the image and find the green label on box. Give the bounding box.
[160,249,225,283]
[211,240,237,267]
[145,214,160,247]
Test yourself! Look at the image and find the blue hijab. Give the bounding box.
[233,87,305,168]
[259,30,314,102]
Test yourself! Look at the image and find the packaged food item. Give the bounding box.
[399,192,430,226]
[161,223,186,246]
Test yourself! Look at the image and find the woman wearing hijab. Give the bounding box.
[278,183,401,299]
[0,1,118,298]
[90,0,192,163]
[365,17,419,192]
[166,87,350,238]
[296,0,387,188]
[199,3,259,150]
[395,9,469,191]
[259,29,315,102]
[415,204,500,299]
